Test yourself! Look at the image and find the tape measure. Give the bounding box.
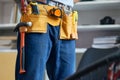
[49,8,62,18]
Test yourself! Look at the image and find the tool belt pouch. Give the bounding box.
[60,11,78,39]
[20,3,78,40]
[20,4,47,33]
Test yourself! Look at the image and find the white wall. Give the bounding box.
[78,9,120,25]
[0,1,15,24]
[0,3,3,23]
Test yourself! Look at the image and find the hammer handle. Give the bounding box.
[19,27,27,74]
[19,32,26,74]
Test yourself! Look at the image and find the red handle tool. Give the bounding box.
[19,27,27,74]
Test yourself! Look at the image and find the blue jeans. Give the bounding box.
[15,24,76,80]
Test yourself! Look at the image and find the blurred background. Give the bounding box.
[0,0,120,80]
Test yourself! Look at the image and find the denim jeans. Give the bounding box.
[15,24,76,80]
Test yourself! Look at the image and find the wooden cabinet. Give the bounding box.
[0,52,16,80]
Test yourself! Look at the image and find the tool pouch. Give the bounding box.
[20,4,48,33]
[20,4,61,33]
[60,11,78,39]
[21,14,47,33]
[20,3,78,39]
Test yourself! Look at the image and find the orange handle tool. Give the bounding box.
[19,27,27,74]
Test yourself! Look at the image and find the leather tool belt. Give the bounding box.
[20,1,78,39]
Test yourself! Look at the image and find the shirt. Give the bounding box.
[14,0,74,7]
[53,0,74,7]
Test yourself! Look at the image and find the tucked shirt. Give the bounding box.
[14,0,74,7]
[53,0,74,7]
